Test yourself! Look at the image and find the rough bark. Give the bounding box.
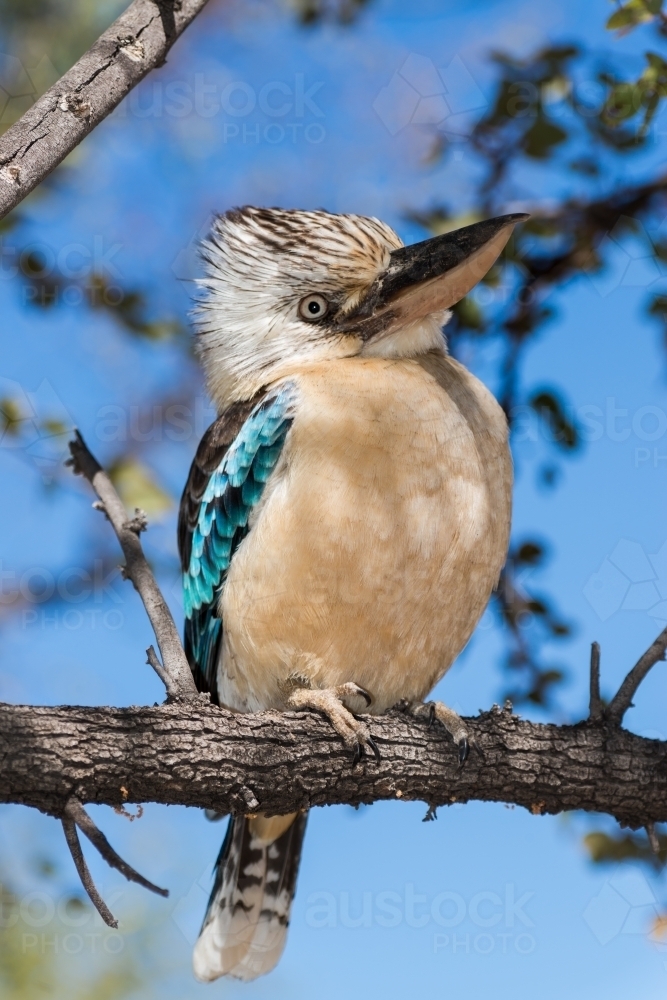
[0,0,212,219]
[1,699,666,829]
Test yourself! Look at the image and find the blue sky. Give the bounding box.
[1,0,667,996]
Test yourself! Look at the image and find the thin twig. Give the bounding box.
[0,0,212,220]
[64,796,168,897]
[146,645,171,689]
[605,625,667,725]
[589,641,603,720]
[66,430,196,702]
[61,816,118,928]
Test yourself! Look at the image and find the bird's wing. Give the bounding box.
[178,383,297,702]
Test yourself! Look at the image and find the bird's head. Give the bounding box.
[195,205,528,407]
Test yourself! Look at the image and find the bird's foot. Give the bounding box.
[408,700,482,767]
[287,682,380,764]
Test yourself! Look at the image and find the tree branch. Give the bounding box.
[63,796,168,897]
[66,430,197,701]
[61,815,119,928]
[2,699,666,830]
[0,0,212,220]
[605,624,667,725]
[589,641,602,720]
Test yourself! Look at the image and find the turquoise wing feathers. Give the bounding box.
[177,384,297,701]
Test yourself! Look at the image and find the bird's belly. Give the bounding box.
[218,358,511,714]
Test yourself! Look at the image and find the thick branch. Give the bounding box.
[1,700,666,829]
[67,431,197,701]
[0,0,211,220]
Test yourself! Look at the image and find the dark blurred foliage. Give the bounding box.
[289,0,371,25]
[409,5,667,709]
[496,540,572,706]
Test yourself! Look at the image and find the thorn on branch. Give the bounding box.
[589,641,603,721]
[63,796,168,898]
[61,816,118,928]
[647,822,661,855]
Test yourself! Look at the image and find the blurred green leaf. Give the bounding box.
[108,458,173,518]
[0,397,24,436]
[606,0,663,32]
[585,829,667,867]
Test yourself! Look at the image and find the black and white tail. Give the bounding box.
[193,811,308,982]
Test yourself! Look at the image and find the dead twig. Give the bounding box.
[605,625,667,725]
[589,641,603,720]
[64,796,168,897]
[66,430,196,702]
[61,816,119,928]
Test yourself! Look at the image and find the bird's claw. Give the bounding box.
[352,732,381,765]
[458,736,469,767]
[353,684,372,708]
[366,734,381,761]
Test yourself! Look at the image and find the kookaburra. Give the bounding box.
[178,206,524,982]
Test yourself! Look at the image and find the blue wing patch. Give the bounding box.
[182,384,297,697]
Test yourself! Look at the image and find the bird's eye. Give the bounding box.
[298,294,329,322]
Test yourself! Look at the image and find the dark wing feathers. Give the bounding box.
[177,385,296,703]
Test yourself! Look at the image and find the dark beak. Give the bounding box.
[333,213,529,340]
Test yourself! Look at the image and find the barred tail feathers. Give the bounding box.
[193,811,308,982]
